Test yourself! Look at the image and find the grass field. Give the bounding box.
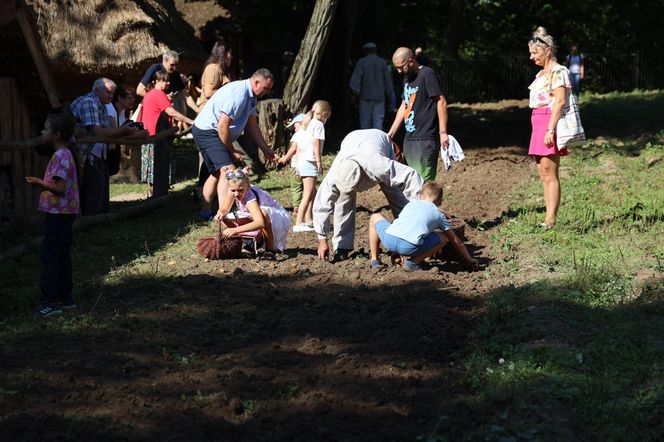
[1,90,663,440]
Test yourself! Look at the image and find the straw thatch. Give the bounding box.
[25,0,207,73]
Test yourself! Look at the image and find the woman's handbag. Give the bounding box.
[556,92,586,149]
[197,221,243,260]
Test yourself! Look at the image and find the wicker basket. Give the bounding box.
[197,222,243,260]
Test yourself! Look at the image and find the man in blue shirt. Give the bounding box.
[192,68,276,220]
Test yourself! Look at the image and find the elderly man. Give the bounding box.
[349,42,393,130]
[192,68,276,221]
[313,129,423,262]
[387,47,448,182]
[71,78,147,215]
[136,50,185,98]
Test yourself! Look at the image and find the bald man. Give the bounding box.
[387,47,448,182]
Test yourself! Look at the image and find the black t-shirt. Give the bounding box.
[140,63,185,93]
[401,66,443,140]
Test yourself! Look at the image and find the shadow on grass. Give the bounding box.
[0,271,480,441]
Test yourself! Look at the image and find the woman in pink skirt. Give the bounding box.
[527,27,572,229]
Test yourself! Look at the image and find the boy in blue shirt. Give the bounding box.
[368,181,478,271]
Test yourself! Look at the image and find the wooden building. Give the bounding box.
[0,0,207,231]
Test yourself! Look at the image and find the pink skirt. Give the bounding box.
[529,108,569,156]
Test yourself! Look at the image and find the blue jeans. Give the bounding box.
[570,73,582,95]
[40,213,76,302]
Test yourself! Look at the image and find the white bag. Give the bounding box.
[556,92,586,149]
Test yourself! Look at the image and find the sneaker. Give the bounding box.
[35,302,63,317]
[402,259,421,272]
[292,223,315,233]
[60,297,77,310]
[370,259,386,270]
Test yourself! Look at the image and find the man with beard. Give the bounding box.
[387,47,449,182]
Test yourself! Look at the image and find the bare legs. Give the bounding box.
[536,155,561,226]
[201,165,234,213]
[369,214,385,261]
[296,176,316,225]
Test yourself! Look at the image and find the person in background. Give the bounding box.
[192,69,277,221]
[106,84,136,176]
[349,42,393,130]
[140,69,194,197]
[527,27,572,229]
[277,113,306,213]
[368,181,477,272]
[414,47,431,67]
[566,45,585,96]
[71,78,147,215]
[387,47,449,182]
[136,50,185,99]
[25,108,80,317]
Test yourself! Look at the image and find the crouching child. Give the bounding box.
[368,181,478,271]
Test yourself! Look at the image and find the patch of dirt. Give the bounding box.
[0,146,534,440]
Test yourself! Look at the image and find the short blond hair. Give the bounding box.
[421,181,443,200]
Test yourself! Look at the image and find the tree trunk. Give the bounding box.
[283,0,339,114]
[256,98,286,162]
[446,0,464,58]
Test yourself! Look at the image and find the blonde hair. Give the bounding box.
[421,181,443,200]
[301,100,332,130]
[529,26,557,60]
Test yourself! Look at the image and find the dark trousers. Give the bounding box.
[81,155,110,216]
[40,213,76,302]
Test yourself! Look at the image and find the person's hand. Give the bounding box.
[440,132,450,150]
[317,239,330,260]
[316,160,323,174]
[213,211,226,222]
[222,227,237,237]
[544,130,555,147]
[25,176,42,187]
[230,150,245,162]
[277,156,288,166]
[260,146,276,161]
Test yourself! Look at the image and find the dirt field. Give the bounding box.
[1,142,535,440]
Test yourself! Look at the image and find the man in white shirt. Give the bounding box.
[312,129,423,262]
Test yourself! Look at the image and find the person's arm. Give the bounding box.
[278,140,298,165]
[25,175,65,196]
[348,62,362,96]
[312,138,322,174]
[436,95,449,149]
[444,229,478,269]
[245,115,276,160]
[136,82,147,98]
[222,198,265,237]
[216,113,243,162]
[580,56,585,80]
[544,86,567,147]
[164,106,194,126]
[387,101,405,138]
[186,95,200,114]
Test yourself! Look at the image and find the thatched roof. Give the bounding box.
[173,0,230,40]
[25,0,207,73]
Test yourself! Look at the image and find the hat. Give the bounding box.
[335,160,362,193]
[286,113,306,129]
[362,42,377,50]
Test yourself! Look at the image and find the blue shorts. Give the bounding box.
[375,219,442,256]
[297,159,319,177]
[192,125,233,173]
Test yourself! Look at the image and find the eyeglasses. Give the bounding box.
[225,170,247,180]
[394,59,410,71]
[529,37,549,47]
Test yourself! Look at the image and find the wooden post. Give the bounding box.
[152,112,171,197]
[15,1,61,108]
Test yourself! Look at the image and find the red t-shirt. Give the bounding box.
[141,89,172,135]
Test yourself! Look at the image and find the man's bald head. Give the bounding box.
[392,47,414,64]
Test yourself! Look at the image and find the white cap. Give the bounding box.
[286,113,306,129]
[362,42,377,50]
[335,160,362,193]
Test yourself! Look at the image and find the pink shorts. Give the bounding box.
[529,108,569,157]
